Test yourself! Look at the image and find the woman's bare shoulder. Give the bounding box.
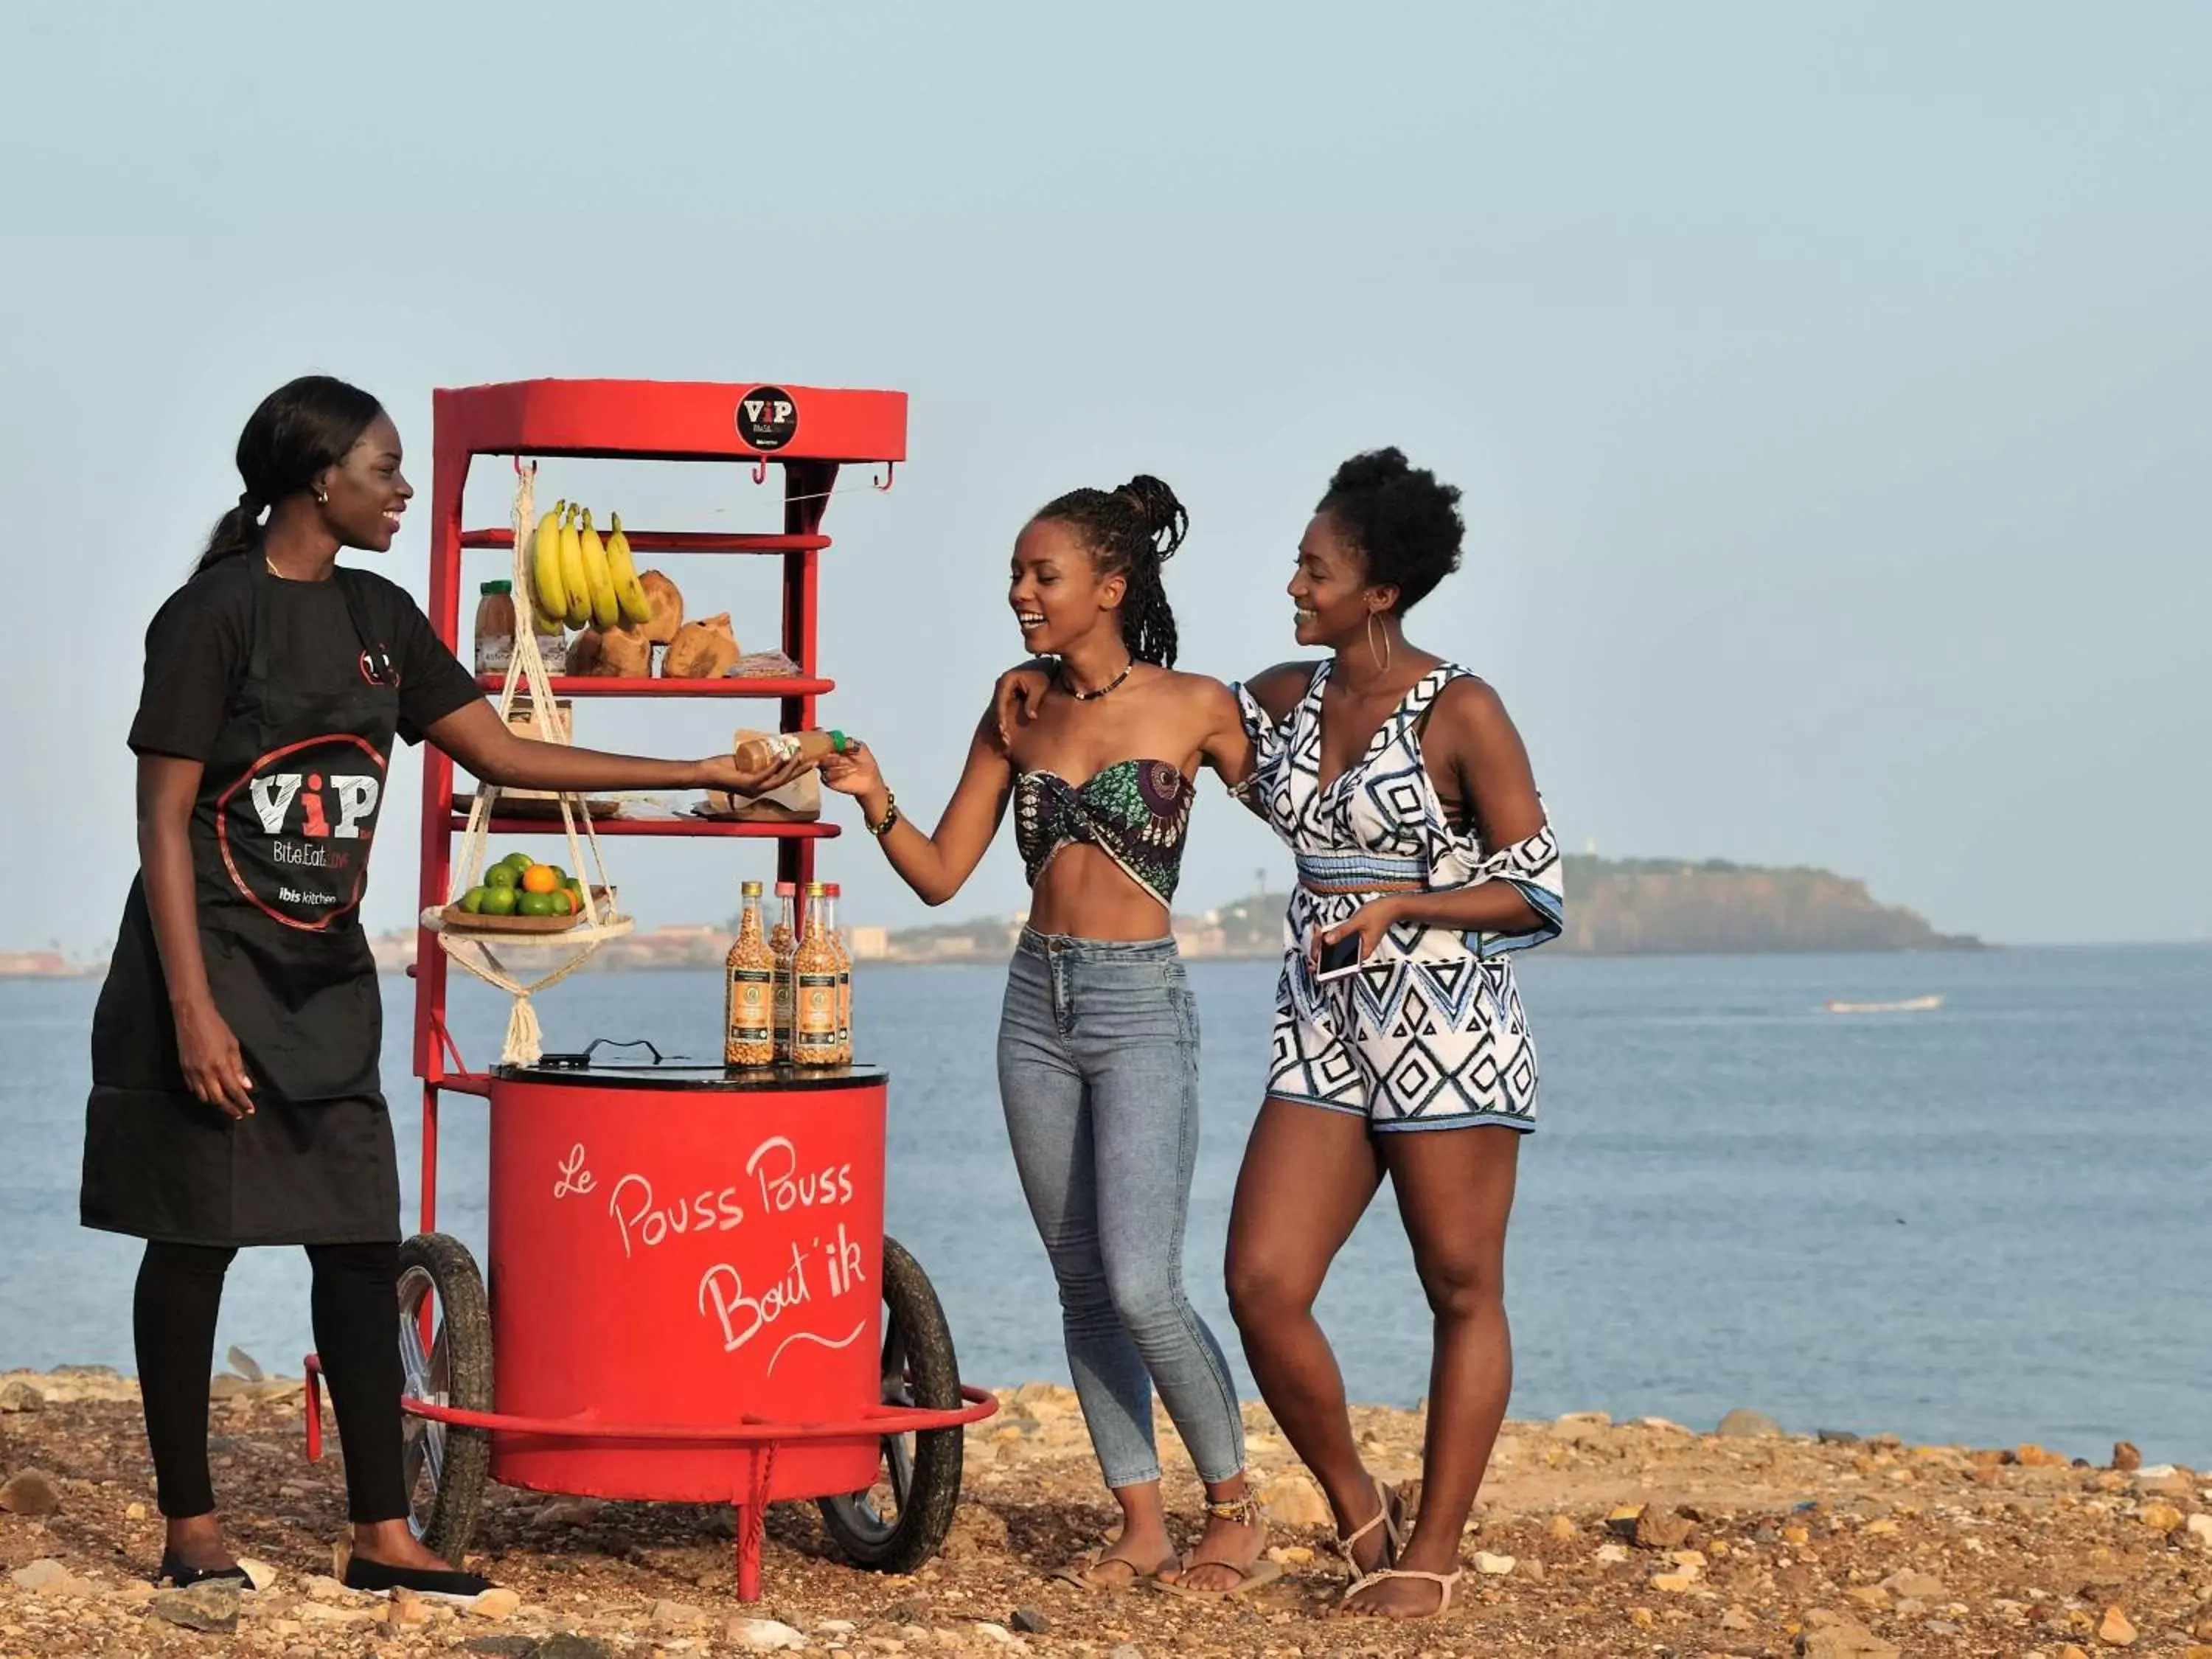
[1241,659,1323,721]
[1430,671,1512,732]
[1425,672,1534,779]
[1152,667,1237,705]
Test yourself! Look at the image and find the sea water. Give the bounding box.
[2,945,2205,1464]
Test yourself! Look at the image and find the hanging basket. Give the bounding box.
[427,886,619,935]
[422,461,635,1065]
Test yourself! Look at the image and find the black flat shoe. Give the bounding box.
[154,1554,252,1590]
[342,1554,492,1601]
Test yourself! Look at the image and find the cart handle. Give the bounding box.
[397,1386,999,1444]
[538,1037,671,1070]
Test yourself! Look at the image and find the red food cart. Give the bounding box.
[302,379,995,1600]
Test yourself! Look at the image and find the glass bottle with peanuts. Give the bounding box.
[723,880,775,1067]
[824,881,852,1063]
[769,880,799,1064]
[790,882,842,1066]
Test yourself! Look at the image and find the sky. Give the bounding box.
[4,1,2207,952]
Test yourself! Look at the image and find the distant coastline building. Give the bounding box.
[0,950,72,978]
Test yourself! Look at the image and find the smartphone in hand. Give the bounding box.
[1315,932,1365,982]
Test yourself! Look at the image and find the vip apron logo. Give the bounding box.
[248,771,381,839]
[735,386,798,451]
[215,734,388,930]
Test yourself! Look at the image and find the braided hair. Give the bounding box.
[1316,448,1464,614]
[1031,474,1188,667]
[196,375,383,572]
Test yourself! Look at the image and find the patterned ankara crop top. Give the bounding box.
[1012,759,1192,908]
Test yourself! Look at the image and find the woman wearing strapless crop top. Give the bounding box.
[819,476,1273,1596]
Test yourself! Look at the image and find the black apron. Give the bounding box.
[83,561,404,1246]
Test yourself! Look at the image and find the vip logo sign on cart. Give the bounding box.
[736,386,799,451]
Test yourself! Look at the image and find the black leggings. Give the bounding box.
[135,1240,408,1523]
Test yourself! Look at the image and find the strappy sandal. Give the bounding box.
[1328,1476,1408,1583]
[1340,1567,1462,1620]
[1050,1545,1175,1592]
[1152,1495,1284,1599]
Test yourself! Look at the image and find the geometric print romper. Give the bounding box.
[1234,661,1565,1132]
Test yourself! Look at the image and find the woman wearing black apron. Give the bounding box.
[83,376,802,1594]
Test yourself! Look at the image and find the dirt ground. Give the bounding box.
[1,1367,2209,1658]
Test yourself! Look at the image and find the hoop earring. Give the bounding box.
[1366,612,1391,675]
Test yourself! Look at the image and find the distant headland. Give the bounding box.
[1551,855,1980,956]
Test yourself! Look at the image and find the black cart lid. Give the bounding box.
[493,1038,886,1093]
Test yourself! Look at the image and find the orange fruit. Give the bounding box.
[520,864,562,894]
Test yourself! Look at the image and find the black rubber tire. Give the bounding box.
[816,1236,965,1572]
[394,1231,493,1566]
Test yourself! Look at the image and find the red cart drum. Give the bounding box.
[487,1059,889,1503]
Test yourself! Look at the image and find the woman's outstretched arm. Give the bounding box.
[425,700,811,796]
[820,709,1015,908]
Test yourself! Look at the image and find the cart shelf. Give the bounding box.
[450,815,840,840]
[475,675,835,699]
[461,528,830,555]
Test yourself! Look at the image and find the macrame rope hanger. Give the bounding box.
[420,458,633,1065]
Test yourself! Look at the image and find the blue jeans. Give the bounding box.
[996,931,1245,1489]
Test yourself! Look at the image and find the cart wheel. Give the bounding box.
[816,1236,964,1573]
[395,1232,493,1566]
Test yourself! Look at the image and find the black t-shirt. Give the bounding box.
[128,557,483,762]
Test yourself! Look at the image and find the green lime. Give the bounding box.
[542,864,569,885]
[459,886,489,914]
[484,864,521,890]
[479,886,520,917]
[565,878,585,904]
[501,851,535,872]
[518,891,567,918]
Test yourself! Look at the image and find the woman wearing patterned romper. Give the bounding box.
[1227,449,1562,1621]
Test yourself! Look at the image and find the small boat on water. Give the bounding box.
[1823,994,1943,1015]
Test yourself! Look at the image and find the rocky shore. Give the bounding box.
[1,1367,2208,1658]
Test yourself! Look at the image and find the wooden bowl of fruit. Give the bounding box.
[437,852,611,933]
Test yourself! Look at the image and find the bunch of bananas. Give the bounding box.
[529,501,654,633]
